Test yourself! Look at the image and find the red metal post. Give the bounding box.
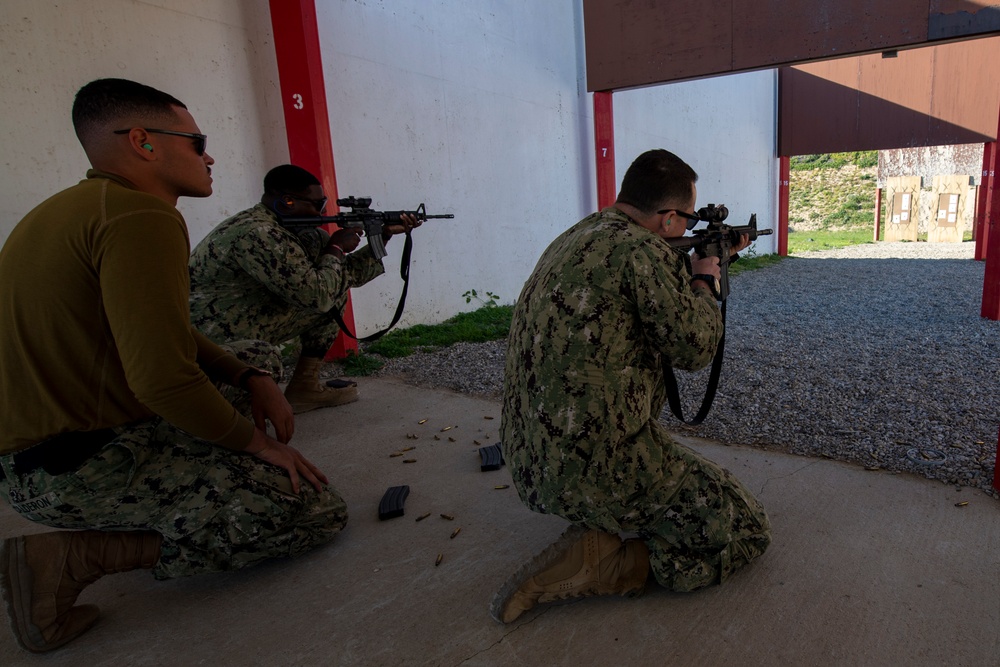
[594,91,616,210]
[269,1,358,359]
[974,141,994,261]
[983,204,1000,319]
[983,106,1000,319]
[873,187,882,242]
[993,425,1000,493]
[777,156,789,256]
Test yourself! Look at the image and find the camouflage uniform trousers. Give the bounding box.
[258,295,349,359]
[0,340,348,579]
[512,420,771,592]
[195,292,349,360]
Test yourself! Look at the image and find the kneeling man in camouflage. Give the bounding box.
[492,149,772,623]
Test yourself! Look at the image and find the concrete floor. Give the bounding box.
[2,378,998,666]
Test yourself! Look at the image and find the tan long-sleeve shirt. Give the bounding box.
[0,171,254,454]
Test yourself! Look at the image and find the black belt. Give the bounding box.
[1,428,117,479]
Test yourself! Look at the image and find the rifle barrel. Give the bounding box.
[280,212,453,225]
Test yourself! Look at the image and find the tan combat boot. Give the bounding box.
[283,355,358,414]
[489,525,651,623]
[0,529,162,652]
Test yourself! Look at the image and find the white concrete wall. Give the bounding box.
[0,0,287,243]
[0,0,779,335]
[314,0,596,331]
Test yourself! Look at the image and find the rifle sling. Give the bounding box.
[664,299,726,426]
[331,231,413,343]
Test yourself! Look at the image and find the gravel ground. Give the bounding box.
[357,241,1000,496]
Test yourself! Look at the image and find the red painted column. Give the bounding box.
[974,141,994,261]
[873,187,882,242]
[983,111,1000,318]
[269,1,358,359]
[594,91,616,210]
[983,201,1000,318]
[994,426,1000,493]
[777,156,789,256]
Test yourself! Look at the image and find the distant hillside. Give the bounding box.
[789,152,878,232]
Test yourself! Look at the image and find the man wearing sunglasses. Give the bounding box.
[492,149,771,623]
[0,79,347,653]
[189,164,419,413]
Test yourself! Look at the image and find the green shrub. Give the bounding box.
[823,192,875,227]
[790,151,877,171]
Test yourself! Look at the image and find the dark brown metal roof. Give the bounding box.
[779,37,1000,155]
[583,0,1000,91]
[584,1,1000,153]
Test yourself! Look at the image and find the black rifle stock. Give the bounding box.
[664,205,773,301]
[281,196,454,260]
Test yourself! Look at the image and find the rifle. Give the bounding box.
[280,196,453,342]
[281,196,454,261]
[662,204,772,426]
[664,204,773,302]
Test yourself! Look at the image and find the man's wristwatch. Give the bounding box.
[691,274,721,300]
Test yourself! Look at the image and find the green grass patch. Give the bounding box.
[362,304,514,358]
[788,229,876,254]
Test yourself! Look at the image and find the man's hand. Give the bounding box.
[245,373,295,444]
[324,228,363,256]
[690,254,721,279]
[381,213,422,243]
[733,233,751,255]
[245,427,329,494]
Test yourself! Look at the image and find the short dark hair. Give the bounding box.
[263,164,321,195]
[72,78,186,146]
[616,149,698,214]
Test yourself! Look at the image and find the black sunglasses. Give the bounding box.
[657,208,702,230]
[113,128,207,156]
[282,193,328,213]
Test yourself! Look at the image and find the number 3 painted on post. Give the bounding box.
[292,93,304,110]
